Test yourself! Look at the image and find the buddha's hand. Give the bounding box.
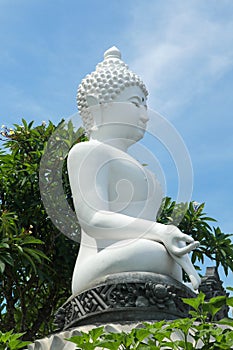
[161,225,199,257]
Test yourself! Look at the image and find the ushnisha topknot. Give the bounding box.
[77,46,148,135]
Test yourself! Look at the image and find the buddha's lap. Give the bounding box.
[77,239,182,280]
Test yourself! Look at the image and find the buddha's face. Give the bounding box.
[114,85,147,109]
[88,86,148,145]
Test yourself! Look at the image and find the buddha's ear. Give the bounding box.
[86,95,99,107]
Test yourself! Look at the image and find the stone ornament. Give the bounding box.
[199,267,229,320]
[54,272,196,330]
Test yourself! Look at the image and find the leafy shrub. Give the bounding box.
[0,330,31,350]
[67,292,233,349]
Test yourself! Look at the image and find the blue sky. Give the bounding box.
[1,0,233,290]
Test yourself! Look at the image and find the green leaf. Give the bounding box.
[28,121,34,129]
[30,249,50,261]
[1,253,14,266]
[132,328,151,342]
[206,295,227,318]
[89,326,104,341]
[0,242,10,249]
[0,330,14,342]
[201,216,217,222]
[97,340,121,350]
[20,251,37,273]
[227,297,233,307]
[20,236,44,245]
[23,248,42,263]
[182,291,205,311]
[14,244,24,254]
[0,261,5,273]
[217,318,233,327]
[21,118,28,129]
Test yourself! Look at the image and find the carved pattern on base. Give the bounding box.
[54,273,196,331]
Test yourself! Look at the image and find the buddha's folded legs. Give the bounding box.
[72,239,182,295]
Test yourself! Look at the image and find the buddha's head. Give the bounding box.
[77,46,148,136]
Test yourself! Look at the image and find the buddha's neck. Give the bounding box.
[90,135,131,152]
[105,138,131,152]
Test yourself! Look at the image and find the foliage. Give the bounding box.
[67,293,233,349]
[0,330,31,350]
[158,197,233,276]
[0,120,82,340]
[39,119,87,241]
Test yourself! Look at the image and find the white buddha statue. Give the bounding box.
[68,46,201,296]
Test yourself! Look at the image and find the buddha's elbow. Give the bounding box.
[89,211,110,229]
[80,211,112,238]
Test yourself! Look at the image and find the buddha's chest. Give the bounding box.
[108,158,161,212]
[108,160,148,200]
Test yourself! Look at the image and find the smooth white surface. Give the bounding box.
[68,48,201,295]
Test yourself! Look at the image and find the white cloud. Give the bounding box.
[125,0,233,116]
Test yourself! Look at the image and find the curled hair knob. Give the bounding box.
[104,46,121,60]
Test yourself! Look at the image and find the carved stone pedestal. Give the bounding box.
[54,272,196,331]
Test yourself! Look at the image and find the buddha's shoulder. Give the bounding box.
[68,140,114,160]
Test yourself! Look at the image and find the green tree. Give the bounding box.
[0,120,82,340]
[158,197,233,277]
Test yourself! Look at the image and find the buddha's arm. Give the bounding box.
[68,143,198,257]
[79,209,197,257]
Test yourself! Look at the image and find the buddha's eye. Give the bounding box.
[142,97,144,102]
[131,101,140,108]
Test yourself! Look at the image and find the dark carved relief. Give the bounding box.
[54,272,196,331]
